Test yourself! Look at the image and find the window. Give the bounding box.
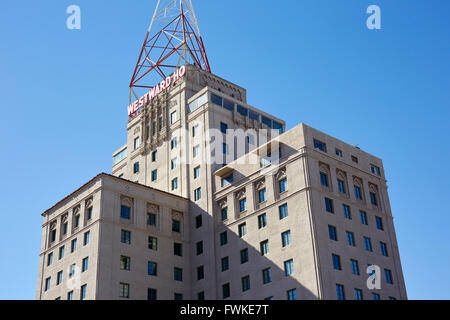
[120,256,131,271]
[80,284,87,300]
[67,291,74,300]
[372,293,380,300]
[364,237,373,252]
[336,284,345,300]
[221,207,228,221]
[325,198,334,213]
[380,242,388,257]
[174,243,183,257]
[346,231,355,247]
[385,269,393,284]
[44,277,51,291]
[69,264,76,279]
[56,271,63,285]
[71,239,77,253]
[47,253,53,266]
[197,266,204,280]
[313,139,327,152]
[376,216,384,230]
[240,249,248,264]
[119,283,130,299]
[133,162,139,174]
[238,223,247,238]
[171,178,178,191]
[147,213,157,226]
[171,158,178,170]
[87,207,93,220]
[222,143,228,155]
[220,122,228,134]
[371,164,381,176]
[151,169,158,182]
[220,232,228,246]
[148,288,157,300]
[360,211,368,225]
[354,186,362,200]
[74,215,80,228]
[171,137,177,150]
[195,215,202,229]
[332,254,341,270]
[58,246,65,260]
[134,136,140,150]
[222,283,230,299]
[237,105,248,116]
[287,289,297,300]
[370,192,378,206]
[241,276,251,292]
[258,213,267,229]
[260,240,269,256]
[174,293,183,301]
[351,155,358,163]
[172,219,181,233]
[192,124,199,137]
[83,231,90,246]
[148,236,157,250]
[239,198,247,212]
[279,203,288,219]
[193,145,200,158]
[343,205,351,219]
[354,289,363,300]
[63,222,68,235]
[258,188,266,203]
[82,257,89,272]
[170,111,177,124]
[337,179,346,193]
[121,230,131,244]
[120,205,131,219]
[50,229,56,242]
[335,149,343,157]
[221,257,229,272]
[194,166,201,179]
[174,267,183,281]
[389,297,397,300]
[191,187,201,202]
[284,259,294,276]
[221,174,233,187]
[148,261,157,276]
[152,150,157,162]
[279,178,288,193]
[320,172,329,187]
[328,225,338,241]
[262,268,272,284]
[282,230,291,247]
[196,241,203,255]
[350,259,360,275]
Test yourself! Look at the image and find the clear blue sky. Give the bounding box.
[0,0,449,300]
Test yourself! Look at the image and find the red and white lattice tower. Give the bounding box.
[129,0,211,99]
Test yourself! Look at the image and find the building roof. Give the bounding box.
[41,173,188,216]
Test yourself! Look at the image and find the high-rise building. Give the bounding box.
[36,65,406,300]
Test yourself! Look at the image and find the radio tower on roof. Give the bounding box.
[129,0,211,99]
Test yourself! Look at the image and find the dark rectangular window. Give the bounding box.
[82,257,89,272]
[282,230,291,247]
[71,239,77,252]
[241,275,251,292]
[120,255,130,271]
[148,236,157,250]
[147,213,157,226]
[194,166,201,179]
[133,162,139,173]
[354,289,363,300]
[258,213,267,229]
[148,261,157,276]
[350,259,360,275]
[240,248,248,264]
[279,203,288,219]
[328,225,338,241]
[121,230,131,244]
[237,105,248,116]
[221,207,228,221]
[222,283,230,299]
[239,198,247,212]
[337,179,346,193]
[343,205,351,219]
[198,292,205,300]
[320,172,329,187]
[220,232,227,246]
[360,211,368,225]
[248,110,259,121]
[174,243,183,257]
[336,284,345,300]
[221,174,233,187]
[195,215,202,229]
[238,223,247,238]
[346,231,355,247]
[258,189,267,203]
[262,268,272,284]
[197,266,204,280]
[120,205,131,219]
[279,178,288,193]
[287,289,297,300]
[354,186,362,200]
[83,231,90,246]
[385,269,393,284]
[325,198,334,213]
[174,267,183,281]
[313,139,327,152]
[221,257,229,272]
[332,254,341,270]
[223,99,234,111]
[147,288,157,300]
[211,93,223,106]
[220,122,228,134]
[260,240,269,256]
[351,155,358,163]
[376,216,384,230]
[370,192,378,206]
[284,259,294,276]
[172,219,181,233]
[380,242,388,257]
[364,237,373,252]
[262,116,272,127]
[196,241,203,255]
[335,149,343,157]
[151,169,158,181]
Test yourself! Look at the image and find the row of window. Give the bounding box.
[324,198,384,229]
[119,284,185,300]
[328,225,388,256]
[44,256,89,295]
[53,284,88,300]
[48,206,93,245]
[46,231,90,267]
[221,281,297,300]
[335,284,396,300]
[313,138,381,176]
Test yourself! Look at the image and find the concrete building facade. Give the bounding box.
[37,65,406,300]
